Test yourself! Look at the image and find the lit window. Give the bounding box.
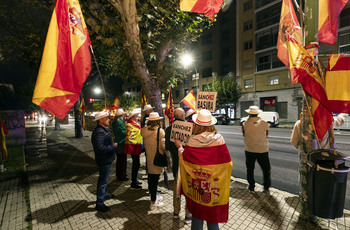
[244,79,253,89]
[268,75,279,85]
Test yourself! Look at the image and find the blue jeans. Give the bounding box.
[191,216,219,230]
[96,164,112,205]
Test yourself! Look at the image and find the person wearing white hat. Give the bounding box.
[91,112,118,212]
[142,104,154,127]
[174,109,233,228]
[112,108,128,181]
[242,105,271,195]
[141,112,166,210]
[125,109,143,190]
[185,109,196,123]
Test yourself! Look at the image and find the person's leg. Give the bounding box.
[96,164,111,205]
[131,155,140,185]
[116,152,127,179]
[148,174,160,202]
[171,151,179,180]
[245,151,256,191]
[173,175,181,216]
[257,152,271,190]
[206,222,219,230]
[191,216,204,230]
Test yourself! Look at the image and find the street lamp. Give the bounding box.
[94,87,102,94]
[181,53,199,92]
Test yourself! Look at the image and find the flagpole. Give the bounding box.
[90,45,107,109]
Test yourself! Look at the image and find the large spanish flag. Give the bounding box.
[125,120,143,155]
[179,144,232,223]
[326,55,350,113]
[277,0,302,68]
[32,0,91,119]
[180,0,224,22]
[288,35,333,139]
[318,0,348,45]
[181,90,197,111]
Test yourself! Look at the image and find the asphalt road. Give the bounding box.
[216,125,350,209]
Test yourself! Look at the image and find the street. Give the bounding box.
[216,125,350,209]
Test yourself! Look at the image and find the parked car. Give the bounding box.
[212,113,231,125]
[240,111,279,127]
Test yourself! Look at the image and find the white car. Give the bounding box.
[240,111,279,127]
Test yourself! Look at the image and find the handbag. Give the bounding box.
[153,127,168,167]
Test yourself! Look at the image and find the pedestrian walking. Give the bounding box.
[185,109,195,123]
[175,109,233,230]
[242,105,271,194]
[165,108,191,222]
[125,109,143,190]
[141,112,166,210]
[112,108,128,181]
[91,112,118,212]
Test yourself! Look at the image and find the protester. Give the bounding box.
[175,109,233,229]
[141,112,166,210]
[241,105,271,195]
[165,108,191,221]
[125,109,143,190]
[142,104,154,128]
[112,108,128,181]
[185,109,195,123]
[91,112,118,212]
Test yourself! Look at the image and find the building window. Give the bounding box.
[243,60,253,69]
[175,90,180,98]
[184,77,188,84]
[184,89,189,96]
[221,30,229,41]
[202,50,212,62]
[244,79,253,89]
[339,8,350,28]
[243,20,253,31]
[202,34,212,45]
[221,48,230,59]
[256,26,279,51]
[221,65,230,76]
[256,0,276,9]
[244,40,253,50]
[339,30,350,54]
[202,67,212,78]
[256,2,281,30]
[243,0,252,11]
[268,75,279,85]
[256,50,284,71]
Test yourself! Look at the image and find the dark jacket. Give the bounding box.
[112,118,125,153]
[165,118,183,177]
[91,124,116,166]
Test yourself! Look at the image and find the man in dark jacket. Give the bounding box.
[91,112,118,212]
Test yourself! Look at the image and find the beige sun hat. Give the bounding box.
[128,109,140,119]
[93,112,109,121]
[146,112,163,121]
[245,106,262,114]
[115,108,126,116]
[185,109,196,117]
[142,104,154,112]
[192,109,217,126]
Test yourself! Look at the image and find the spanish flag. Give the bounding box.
[318,0,348,45]
[326,55,350,113]
[180,144,232,223]
[181,90,197,111]
[0,120,8,161]
[78,98,86,130]
[165,88,174,124]
[277,0,302,68]
[180,0,224,22]
[32,0,91,119]
[125,120,143,155]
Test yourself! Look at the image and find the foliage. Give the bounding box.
[119,93,140,111]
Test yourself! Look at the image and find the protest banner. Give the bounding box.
[197,92,217,112]
[170,120,193,146]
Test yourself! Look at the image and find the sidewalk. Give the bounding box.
[1,120,350,230]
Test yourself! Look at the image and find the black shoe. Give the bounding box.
[136,180,142,185]
[117,177,129,181]
[104,194,116,201]
[95,204,111,212]
[130,184,142,190]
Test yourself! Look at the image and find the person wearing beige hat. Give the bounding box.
[112,108,128,181]
[241,105,271,195]
[91,112,118,212]
[185,109,196,123]
[141,112,166,210]
[142,104,154,127]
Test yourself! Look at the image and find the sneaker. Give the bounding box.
[156,195,163,202]
[249,188,255,194]
[184,216,192,224]
[263,189,271,196]
[136,180,142,185]
[95,204,111,212]
[130,184,142,190]
[149,200,164,210]
[104,194,116,201]
[173,213,179,219]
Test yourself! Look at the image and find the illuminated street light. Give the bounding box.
[180,53,198,92]
[94,87,102,94]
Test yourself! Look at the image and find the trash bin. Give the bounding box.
[307,149,350,219]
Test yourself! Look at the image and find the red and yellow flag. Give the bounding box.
[326,56,350,113]
[318,0,348,45]
[165,88,174,124]
[180,144,232,223]
[78,98,86,130]
[288,36,333,139]
[32,0,91,119]
[112,96,120,110]
[125,120,143,155]
[180,0,224,22]
[277,0,302,68]
[181,90,197,111]
[0,120,8,161]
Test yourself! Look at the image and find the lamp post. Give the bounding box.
[181,53,199,93]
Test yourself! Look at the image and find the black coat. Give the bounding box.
[91,124,116,166]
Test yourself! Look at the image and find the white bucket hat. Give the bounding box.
[94,112,109,121]
[146,112,163,121]
[245,106,262,114]
[128,109,140,119]
[115,108,126,116]
[192,109,217,126]
[185,109,196,117]
[142,104,154,112]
